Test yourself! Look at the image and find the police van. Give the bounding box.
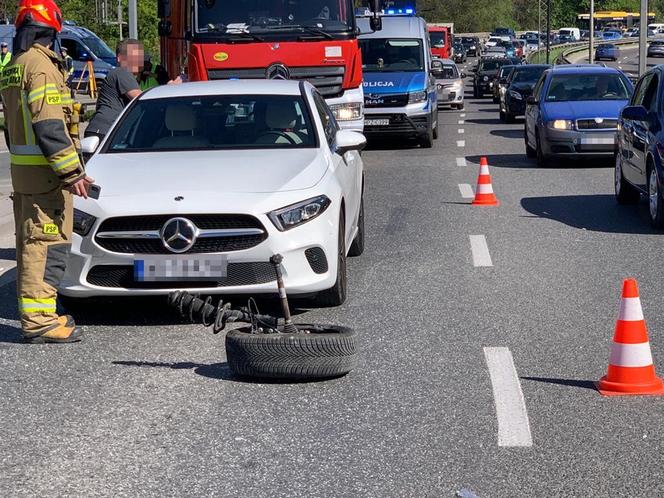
[0,22,116,84]
[358,12,438,147]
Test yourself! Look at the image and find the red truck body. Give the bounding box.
[428,24,452,59]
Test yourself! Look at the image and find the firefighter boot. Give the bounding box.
[24,320,83,344]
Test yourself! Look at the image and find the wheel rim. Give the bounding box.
[650,169,659,219]
[615,154,622,195]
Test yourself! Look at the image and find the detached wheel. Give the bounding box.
[648,166,664,228]
[225,325,358,380]
[317,213,347,307]
[615,152,639,204]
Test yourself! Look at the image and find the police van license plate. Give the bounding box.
[134,256,228,282]
[366,118,390,126]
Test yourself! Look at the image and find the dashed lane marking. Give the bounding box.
[458,119,465,124]
[484,347,533,447]
[459,184,474,198]
[456,157,467,167]
[458,128,465,134]
[469,235,492,267]
[460,113,466,118]
[457,140,465,147]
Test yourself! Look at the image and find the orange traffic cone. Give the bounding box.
[472,157,500,206]
[598,278,664,396]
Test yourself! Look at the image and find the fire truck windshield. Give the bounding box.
[196,0,354,35]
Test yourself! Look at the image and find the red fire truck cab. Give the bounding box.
[428,24,453,60]
[158,0,382,132]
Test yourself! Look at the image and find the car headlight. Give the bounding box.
[483,75,489,82]
[268,195,331,231]
[470,45,476,49]
[509,90,523,100]
[329,102,363,122]
[73,208,97,236]
[408,90,428,104]
[548,119,574,130]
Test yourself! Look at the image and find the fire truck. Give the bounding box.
[428,23,454,60]
[157,0,383,131]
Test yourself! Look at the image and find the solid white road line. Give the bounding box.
[458,128,465,134]
[457,140,465,147]
[459,184,474,198]
[469,235,493,267]
[456,157,467,167]
[484,347,533,447]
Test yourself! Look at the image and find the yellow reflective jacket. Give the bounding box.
[0,44,84,194]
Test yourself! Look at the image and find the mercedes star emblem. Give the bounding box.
[160,217,197,253]
[266,63,290,80]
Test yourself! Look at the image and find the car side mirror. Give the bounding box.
[370,16,382,32]
[335,130,366,156]
[622,105,648,121]
[81,135,100,154]
[461,72,467,78]
[526,96,538,105]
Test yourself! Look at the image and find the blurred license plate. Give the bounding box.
[134,256,227,282]
[366,118,390,126]
[580,137,614,145]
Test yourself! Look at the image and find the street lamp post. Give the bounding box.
[546,0,551,63]
[639,0,648,76]
[589,0,594,64]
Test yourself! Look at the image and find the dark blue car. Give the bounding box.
[596,43,619,61]
[615,65,664,227]
[524,65,633,167]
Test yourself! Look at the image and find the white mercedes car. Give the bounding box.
[61,80,366,306]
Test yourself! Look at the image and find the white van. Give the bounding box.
[648,23,664,34]
[558,27,580,41]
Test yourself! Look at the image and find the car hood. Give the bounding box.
[542,100,628,120]
[363,71,426,95]
[85,149,328,198]
[509,84,535,95]
[436,77,463,85]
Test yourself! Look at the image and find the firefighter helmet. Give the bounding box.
[16,0,63,33]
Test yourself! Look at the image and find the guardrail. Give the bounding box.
[527,38,640,66]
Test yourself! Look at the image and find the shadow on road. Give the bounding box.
[466,153,532,168]
[0,322,25,344]
[490,129,524,139]
[521,194,658,234]
[522,376,597,391]
[465,118,503,125]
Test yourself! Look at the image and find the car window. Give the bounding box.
[60,38,82,60]
[532,73,547,99]
[545,73,630,102]
[312,91,338,147]
[360,39,424,72]
[104,94,317,152]
[631,74,653,106]
[642,75,659,112]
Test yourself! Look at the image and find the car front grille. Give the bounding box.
[364,93,409,108]
[208,66,345,98]
[364,114,428,133]
[86,263,277,289]
[95,214,267,255]
[576,119,618,130]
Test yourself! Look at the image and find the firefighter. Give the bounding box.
[1,0,94,343]
[60,45,73,83]
[0,42,11,71]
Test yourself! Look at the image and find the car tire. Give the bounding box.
[457,102,465,110]
[348,194,365,257]
[225,324,358,380]
[419,123,434,148]
[473,87,480,98]
[648,165,664,228]
[432,110,439,140]
[525,127,536,158]
[499,110,505,121]
[317,213,347,307]
[505,112,515,124]
[536,131,550,168]
[615,152,640,205]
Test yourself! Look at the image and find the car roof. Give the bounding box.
[549,64,622,75]
[140,80,305,100]
[358,16,427,39]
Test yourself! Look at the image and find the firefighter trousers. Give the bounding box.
[13,188,73,336]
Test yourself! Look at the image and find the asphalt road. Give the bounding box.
[1,60,664,497]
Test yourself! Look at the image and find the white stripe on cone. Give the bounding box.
[478,184,494,194]
[618,297,644,321]
[609,342,654,368]
[480,164,490,175]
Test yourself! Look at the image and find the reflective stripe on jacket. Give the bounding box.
[0,44,84,194]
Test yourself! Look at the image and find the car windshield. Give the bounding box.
[462,37,476,44]
[196,0,353,34]
[545,73,630,102]
[512,67,547,84]
[105,95,317,152]
[81,36,116,60]
[433,64,459,79]
[360,39,424,72]
[430,31,446,48]
[480,60,502,71]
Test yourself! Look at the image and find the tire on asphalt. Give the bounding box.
[505,112,515,124]
[499,110,505,121]
[615,152,639,205]
[647,164,664,228]
[316,212,347,307]
[419,124,434,148]
[432,110,439,140]
[525,128,536,158]
[225,324,359,380]
[348,193,364,257]
[536,131,550,168]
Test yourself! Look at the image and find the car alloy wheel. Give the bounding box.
[614,153,639,204]
[648,167,664,228]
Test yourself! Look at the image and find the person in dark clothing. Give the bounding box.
[84,39,143,140]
